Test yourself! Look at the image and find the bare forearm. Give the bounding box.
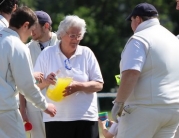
[63,81,103,96]
[37,72,56,90]
[79,81,103,93]
[116,70,140,102]
[37,80,49,90]
[19,93,26,110]
[99,121,114,138]
[102,128,110,138]
[102,128,114,138]
[19,93,29,122]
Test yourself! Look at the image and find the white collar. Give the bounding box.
[0,15,9,27]
[135,18,160,33]
[55,41,83,59]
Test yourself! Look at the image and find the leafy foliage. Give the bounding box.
[19,0,178,92]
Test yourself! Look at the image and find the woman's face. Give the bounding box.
[61,27,83,50]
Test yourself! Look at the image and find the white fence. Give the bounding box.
[97,92,116,98]
[97,92,117,111]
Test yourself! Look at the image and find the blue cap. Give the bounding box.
[126,3,158,21]
[35,11,52,25]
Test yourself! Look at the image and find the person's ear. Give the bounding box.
[23,22,30,29]
[12,4,18,12]
[44,23,50,29]
[136,16,143,24]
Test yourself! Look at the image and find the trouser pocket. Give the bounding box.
[122,105,138,115]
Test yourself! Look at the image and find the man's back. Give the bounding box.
[0,28,21,110]
[125,19,179,107]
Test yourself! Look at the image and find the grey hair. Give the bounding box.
[56,15,86,40]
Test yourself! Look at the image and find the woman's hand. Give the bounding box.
[45,72,57,85]
[36,72,57,90]
[63,81,82,96]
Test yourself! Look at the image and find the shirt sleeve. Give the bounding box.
[9,40,48,111]
[86,47,104,83]
[120,39,146,72]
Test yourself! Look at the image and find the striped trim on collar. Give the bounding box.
[0,15,9,27]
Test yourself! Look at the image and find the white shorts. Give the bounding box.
[0,109,26,138]
[116,105,179,138]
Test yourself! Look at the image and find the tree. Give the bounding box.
[19,0,178,92]
[19,0,37,9]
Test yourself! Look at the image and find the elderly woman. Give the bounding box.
[34,15,104,138]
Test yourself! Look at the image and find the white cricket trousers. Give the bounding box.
[116,105,179,138]
[26,110,46,138]
[0,109,26,138]
[174,126,179,138]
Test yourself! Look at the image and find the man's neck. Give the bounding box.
[39,31,52,43]
[0,13,11,23]
[9,26,26,43]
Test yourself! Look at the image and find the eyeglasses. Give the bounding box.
[64,59,72,70]
[66,32,83,40]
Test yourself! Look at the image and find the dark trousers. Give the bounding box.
[45,120,99,138]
